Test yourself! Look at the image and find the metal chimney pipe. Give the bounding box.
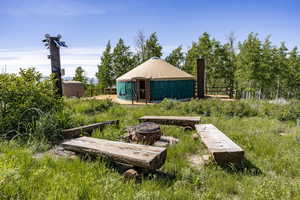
[196,58,205,98]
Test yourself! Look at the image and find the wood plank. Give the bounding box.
[62,120,119,139]
[139,116,200,129]
[62,137,167,170]
[153,136,179,147]
[195,124,244,165]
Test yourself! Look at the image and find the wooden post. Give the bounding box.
[43,34,67,97]
[49,37,63,97]
[131,79,134,105]
[197,58,205,98]
[145,79,150,104]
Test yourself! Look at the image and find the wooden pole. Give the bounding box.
[197,58,205,98]
[131,79,135,105]
[43,34,67,97]
[49,37,63,97]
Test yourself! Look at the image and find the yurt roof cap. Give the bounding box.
[116,58,194,81]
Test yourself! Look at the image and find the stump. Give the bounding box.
[129,122,162,145]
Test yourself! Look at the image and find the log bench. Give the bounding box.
[195,124,244,165]
[138,116,201,129]
[62,120,119,139]
[62,136,167,170]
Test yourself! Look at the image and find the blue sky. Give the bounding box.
[0,0,300,77]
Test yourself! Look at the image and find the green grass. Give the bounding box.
[0,99,300,199]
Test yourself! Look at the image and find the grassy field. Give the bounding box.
[0,98,300,199]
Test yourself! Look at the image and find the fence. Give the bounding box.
[85,87,116,97]
[205,87,235,98]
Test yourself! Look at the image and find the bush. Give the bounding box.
[83,99,114,114]
[28,110,75,142]
[0,68,63,140]
[179,98,300,120]
[160,98,178,110]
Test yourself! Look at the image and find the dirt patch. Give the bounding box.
[86,95,155,105]
[33,146,77,160]
[188,154,211,169]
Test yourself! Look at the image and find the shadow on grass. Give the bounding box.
[220,158,262,176]
[141,170,176,184]
[79,153,177,185]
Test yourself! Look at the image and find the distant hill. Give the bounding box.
[40,76,98,85]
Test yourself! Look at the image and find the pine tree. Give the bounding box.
[96,41,113,92]
[165,46,185,68]
[144,32,163,60]
[73,66,87,84]
[112,38,135,79]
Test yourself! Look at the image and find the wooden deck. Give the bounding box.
[195,124,244,165]
[62,137,167,170]
[139,116,201,129]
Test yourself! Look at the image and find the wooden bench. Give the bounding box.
[139,116,201,129]
[62,120,119,139]
[62,137,167,170]
[195,124,244,165]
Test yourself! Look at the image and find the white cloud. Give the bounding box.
[0,47,104,77]
[162,45,189,56]
[0,45,188,77]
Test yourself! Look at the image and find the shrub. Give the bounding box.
[231,100,258,117]
[83,99,114,114]
[160,98,178,110]
[179,98,300,120]
[0,68,63,140]
[28,110,75,142]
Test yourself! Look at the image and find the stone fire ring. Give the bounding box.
[133,122,162,145]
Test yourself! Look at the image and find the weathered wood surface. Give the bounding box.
[139,116,200,129]
[62,137,167,170]
[62,120,119,139]
[195,124,244,165]
[153,136,179,147]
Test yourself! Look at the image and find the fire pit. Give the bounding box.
[125,122,162,145]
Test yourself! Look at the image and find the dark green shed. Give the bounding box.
[116,58,195,102]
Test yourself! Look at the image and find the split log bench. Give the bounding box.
[195,124,244,165]
[62,136,167,170]
[62,120,119,139]
[138,116,201,129]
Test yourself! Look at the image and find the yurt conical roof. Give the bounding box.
[116,57,194,81]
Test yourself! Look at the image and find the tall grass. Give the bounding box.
[0,98,300,199]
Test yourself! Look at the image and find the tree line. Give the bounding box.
[73,31,300,99]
